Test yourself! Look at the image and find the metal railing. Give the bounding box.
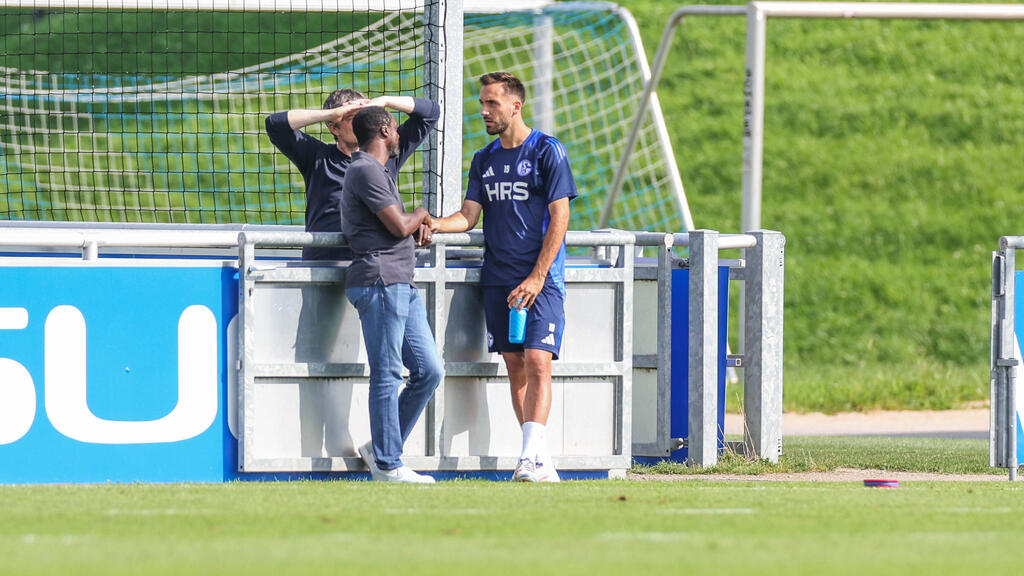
[992,236,1024,481]
[0,224,785,470]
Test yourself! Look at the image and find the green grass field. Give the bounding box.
[2,475,1021,574]
[0,437,1014,575]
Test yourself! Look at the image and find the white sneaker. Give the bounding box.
[535,457,561,483]
[376,466,436,484]
[359,441,436,483]
[513,457,540,482]
[358,441,381,476]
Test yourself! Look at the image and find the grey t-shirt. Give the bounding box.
[341,151,415,287]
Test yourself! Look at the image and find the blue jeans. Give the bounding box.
[346,281,443,470]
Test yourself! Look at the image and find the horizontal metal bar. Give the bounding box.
[753,2,1024,19]
[0,221,298,233]
[253,363,370,378]
[244,454,628,473]
[249,267,347,283]
[0,0,555,13]
[632,354,658,369]
[565,268,630,282]
[253,362,628,379]
[445,362,627,378]
[667,4,747,24]
[247,264,627,284]
[1001,237,1024,250]
[238,231,347,249]
[241,230,639,250]
[464,0,551,12]
[633,267,660,281]
[3,226,758,253]
[632,232,758,250]
[0,228,247,249]
[242,456,365,473]
[631,442,671,457]
[632,232,675,247]
[564,230,637,246]
[402,455,630,471]
[0,0,426,11]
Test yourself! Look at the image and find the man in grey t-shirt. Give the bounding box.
[341,106,441,484]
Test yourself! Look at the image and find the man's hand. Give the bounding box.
[507,273,545,310]
[416,213,434,247]
[415,223,433,247]
[327,99,370,124]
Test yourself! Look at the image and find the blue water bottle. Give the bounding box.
[508,302,527,344]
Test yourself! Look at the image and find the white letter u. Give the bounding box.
[44,305,218,444]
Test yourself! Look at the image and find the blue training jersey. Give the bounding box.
[466,130,578,288]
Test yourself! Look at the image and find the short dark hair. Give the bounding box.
[352,106,393,149]
[480,72,526,104]
[323,88,364,110]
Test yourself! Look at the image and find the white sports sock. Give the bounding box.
[520,421,546,461]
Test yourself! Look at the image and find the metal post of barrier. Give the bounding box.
[744,230,785,462]
[688,229,719,467]
[993,237,1021,481]
[426,241,448,458]
[237,234,257,473]
[1006,247,1018,482]
[656,233,676,456]
[990,250,1002,470]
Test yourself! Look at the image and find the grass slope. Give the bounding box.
[1,479,1023,575]
[618,0,1024,412]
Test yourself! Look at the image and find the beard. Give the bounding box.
[485,117,509,135]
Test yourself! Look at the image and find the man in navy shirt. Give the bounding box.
[431,72,578,483]
[265,90,439,260]
[342,106,441,483]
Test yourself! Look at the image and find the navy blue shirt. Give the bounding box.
[465,130,578,288]
[265,98,440,260]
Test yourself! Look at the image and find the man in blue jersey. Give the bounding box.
[265,90,440,260]
[430,72,577,483]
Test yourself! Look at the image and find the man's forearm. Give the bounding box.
[434,212,472,233]
[378,205,432,238]
[529,205,570,281]
[286,109,334,131]
[371,96,416,115]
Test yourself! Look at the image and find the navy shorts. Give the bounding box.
[482,283,566,360]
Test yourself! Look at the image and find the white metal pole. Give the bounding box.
[754,2,1024,20]
[427,0,464,217]
[742,4,767,235]
[533,13,554,135]
[738,4,768,360]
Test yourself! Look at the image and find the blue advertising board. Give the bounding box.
[0,265,238,483]
[633,266,730,464]
[669,266,731,462]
